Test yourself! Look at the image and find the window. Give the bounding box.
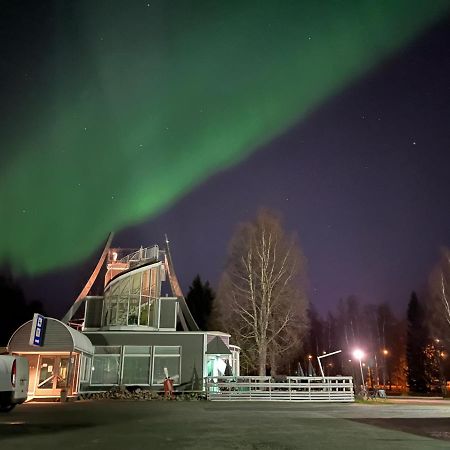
[91,346,121,385]
[80,355,92,383]
[122,346,151,385]
[152,346,181,385]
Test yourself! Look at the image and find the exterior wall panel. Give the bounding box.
[82,332,204,391]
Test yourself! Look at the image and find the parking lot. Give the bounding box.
[1,399,450,449]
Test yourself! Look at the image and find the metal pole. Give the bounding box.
[359,359,364,387]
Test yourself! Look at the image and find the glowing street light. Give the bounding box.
[353,349,365,388]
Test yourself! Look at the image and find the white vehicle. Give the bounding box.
[0,355,29,412]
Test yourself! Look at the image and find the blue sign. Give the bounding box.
[29,314,46,347]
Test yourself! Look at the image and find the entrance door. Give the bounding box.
[35,355,74,397]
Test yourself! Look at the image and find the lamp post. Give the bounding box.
[353,349,365,389]
[317,350,342,378]
[382,349,389,387]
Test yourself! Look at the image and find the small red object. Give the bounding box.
[163,377,174,399]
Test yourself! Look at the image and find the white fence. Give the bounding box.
[205,376,354,402]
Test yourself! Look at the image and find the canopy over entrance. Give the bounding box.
[8,318,94,355]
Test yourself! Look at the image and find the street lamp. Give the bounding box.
[381,349,389,387]
[353,349,365,388]
[317,350,342,378]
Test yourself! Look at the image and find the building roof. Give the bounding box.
[8,318,94,355]
[206,336,231,355]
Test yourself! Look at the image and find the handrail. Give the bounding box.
[115,246,160,266]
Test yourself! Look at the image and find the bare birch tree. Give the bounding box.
[216,210,308,376]
[439,249,450,327]
[428,248,450,338]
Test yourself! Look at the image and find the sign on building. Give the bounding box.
[29,314,46,347]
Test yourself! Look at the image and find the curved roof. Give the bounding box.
[8,318,94,355]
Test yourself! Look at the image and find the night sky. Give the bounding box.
[1,1,449,318]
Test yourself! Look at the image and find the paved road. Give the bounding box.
[1,400,450,449]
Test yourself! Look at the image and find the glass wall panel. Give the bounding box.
[122,346,151,385]
[38,357,56,389]
[80,355,92,382]
[91,356,121,385]
[110,296,118,325]
[56,357,70,388]
[91,347,121,385]
[124,346,151,354]
[95,346,121,355]
[152,346,181,385]
[139,296,150,326]
[154,346,180,355]
[128,295,139,325]
[122,357,150,384]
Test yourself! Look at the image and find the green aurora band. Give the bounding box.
[1,0,449,274]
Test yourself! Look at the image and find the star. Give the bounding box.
[412,140,416,145]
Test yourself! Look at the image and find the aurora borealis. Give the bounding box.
[1,1,449,275]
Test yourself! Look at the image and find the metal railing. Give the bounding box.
[205,376,354,402]
[117,246,160,267]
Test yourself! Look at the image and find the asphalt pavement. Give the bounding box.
[1,400,450,449]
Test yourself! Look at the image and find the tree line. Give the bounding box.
[187,210,450,394]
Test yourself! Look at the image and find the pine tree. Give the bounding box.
[186,275,214,331]
[406,292,430,393]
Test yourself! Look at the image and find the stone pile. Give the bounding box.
[78,386,206,402]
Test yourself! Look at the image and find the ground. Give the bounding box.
[1,399,450,449]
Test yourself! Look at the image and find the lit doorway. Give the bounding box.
[34,354,76,397]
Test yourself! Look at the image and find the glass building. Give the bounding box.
[8,244,240,399]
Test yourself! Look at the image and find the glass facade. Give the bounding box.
[122,346,152,385]
[88,345,181,387]
[102,263,162,327]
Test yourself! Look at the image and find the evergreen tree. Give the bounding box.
[186,275,214,331]
[406,292,430,393]
[0,270,45,346]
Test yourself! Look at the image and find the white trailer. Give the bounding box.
[0,355,29,412]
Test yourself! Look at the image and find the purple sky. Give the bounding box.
[21,16,450,319]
